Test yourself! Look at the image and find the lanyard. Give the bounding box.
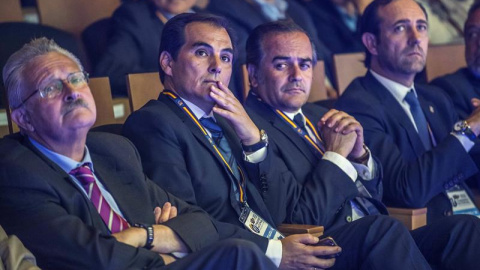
[162,90,247,203]
[275,110,325,157]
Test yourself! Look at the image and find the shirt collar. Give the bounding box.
[180,97,214,120]
[370,70,418,102]
[282,109,304,122]
[29,137,94,174]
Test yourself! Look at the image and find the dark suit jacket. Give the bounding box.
[245,93,387,229]
[94,1,166,96]
[0,132,219,270]
[122,94,280,252]
[335,72,478,222]
[430,68,480,120]
[300,0,363,54]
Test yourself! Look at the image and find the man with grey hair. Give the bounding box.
[0,37,277,270]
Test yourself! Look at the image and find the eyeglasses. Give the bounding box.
[16,71,89,109]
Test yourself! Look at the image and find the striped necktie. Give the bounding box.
[69,163,130,233]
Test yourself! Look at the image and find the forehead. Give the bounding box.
[378,0,426,25]
[183,22,233,48]
[261,32,312,59]
[466,8,480,27]
[24,52,80,85]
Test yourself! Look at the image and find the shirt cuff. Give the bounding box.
[266,239,283,267]
[323,151,358,182]
[451,133,475,152]
[351,150,376,180]
[244,146,267,163]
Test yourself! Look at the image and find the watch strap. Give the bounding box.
[134,223,154,249]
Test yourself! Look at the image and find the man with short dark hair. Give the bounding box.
[124,12,437,270]
[0,37,277,270]
[336,0,480,225]
[245,18,480,270]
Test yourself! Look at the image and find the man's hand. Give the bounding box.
[209,81,261,146]
[279,234,341,270]
[154,202,178,224]
[467,98,480,135]
[319,109,360,158]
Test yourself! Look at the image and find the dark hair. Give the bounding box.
[158,13,237,83]
[466,1,480,30]
[246,19,317,68]
[359,0,428,68]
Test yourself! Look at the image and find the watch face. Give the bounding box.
[454,121,466,132]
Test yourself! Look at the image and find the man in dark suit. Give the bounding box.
[431,2,480,121]
[336,0,480,223]
[244,18,480,269]
[95,0,198,96]
[0,37,277,270]
[124,12,439,270]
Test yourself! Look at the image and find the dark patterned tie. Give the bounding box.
[200,117,241,180]
[70,163,130,233]
[404,90,431,150]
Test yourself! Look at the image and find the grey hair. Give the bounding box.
[2,37,84,109]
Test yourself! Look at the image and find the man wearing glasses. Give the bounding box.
[0,37,277,270]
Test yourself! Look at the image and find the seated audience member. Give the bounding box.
[431,2,480,121]
[0,226,40,270]
[245,19,480,270]
[95,0,199,96]
[0,37,278,270]
[298,0,364,54]
[124,12,441,270]
[206,0,336,93]
[336,0,480,222]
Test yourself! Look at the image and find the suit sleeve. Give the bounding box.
[0,169,165,270]
[336,90,477,208]
[123,107,270,252]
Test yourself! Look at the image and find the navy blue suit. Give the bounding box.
[245,92,387,229]
[123,91,444,270]
[336,72,478,222]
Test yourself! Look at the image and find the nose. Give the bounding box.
[288,64,302,83]
[63,81,81,102]
[209,55,222,77]
[408,28,421,46]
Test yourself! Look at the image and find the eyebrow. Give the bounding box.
[393,19,428,26]
[272,56,313,63]
[191,41,234,54]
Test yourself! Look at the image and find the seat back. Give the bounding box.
[426,43,466,81]
[241,61,328,102]
[89,77,116,127]
[0,109,10,137]
[333,52,367,95]
[35,0,120,37]
[126,72,164,112]
[0,0,23,23]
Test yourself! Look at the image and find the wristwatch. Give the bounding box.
[242,129,268,152]
[133,223,154,249]
[453,120,477,141]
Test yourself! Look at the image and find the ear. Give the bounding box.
[11,108,34,133]
[159,51,174,77]
[247,64,258,88]
[362,32,379,57]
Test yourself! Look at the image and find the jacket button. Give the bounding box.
[458,173,464,180]
[346,216,352,222]
[443,210,453,216]
[443,183,450,190]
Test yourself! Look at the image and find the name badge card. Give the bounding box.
[446,185,480,218]
[239,206,284,240]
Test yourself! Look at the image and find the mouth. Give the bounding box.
[283,88,305,94]
[203,80,219,84]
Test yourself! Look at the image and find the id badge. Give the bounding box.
[446,185,480,218]
[239,205,284,240]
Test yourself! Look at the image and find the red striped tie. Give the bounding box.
[69,163,130,233]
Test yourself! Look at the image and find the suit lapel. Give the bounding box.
[363,73,427,155]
